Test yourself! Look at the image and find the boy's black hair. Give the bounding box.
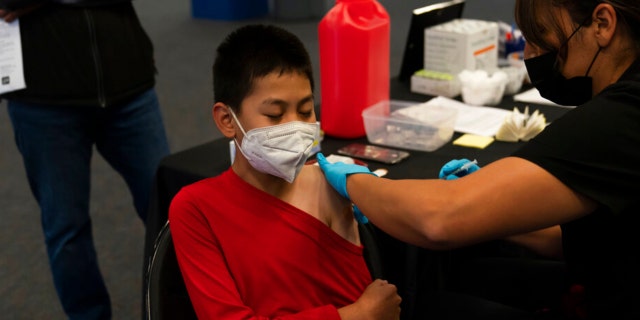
[213,24,314,113]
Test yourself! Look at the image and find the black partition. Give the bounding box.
[398,0,465,82]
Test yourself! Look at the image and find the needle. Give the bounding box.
[449,159,478,177]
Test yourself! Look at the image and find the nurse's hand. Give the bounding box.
[439,158,480,180]
[316,153,376,198]
[317,153,376,224]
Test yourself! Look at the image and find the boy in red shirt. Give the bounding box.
[169,24,401,320]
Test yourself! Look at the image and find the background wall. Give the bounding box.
[0,0,515,318]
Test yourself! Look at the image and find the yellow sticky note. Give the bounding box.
[453,134,495,149]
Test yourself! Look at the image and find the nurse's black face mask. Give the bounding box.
[524,16,601,106]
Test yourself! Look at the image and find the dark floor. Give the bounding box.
[0,0,515,318]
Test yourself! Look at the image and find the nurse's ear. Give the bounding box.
[213,102,236,139]
[592,3,617,48]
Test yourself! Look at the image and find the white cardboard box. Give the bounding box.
[424,19,499,75]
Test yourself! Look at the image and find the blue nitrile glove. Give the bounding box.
[316,153,376,198]
[352,204,369,224]
[316,153,376,224]
[439,158,480,180]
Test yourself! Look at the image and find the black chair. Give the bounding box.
[145,221,197,320]
[358,222,385,280]
[144,221,385,320]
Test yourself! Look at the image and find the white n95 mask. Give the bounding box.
[229,108,319,183]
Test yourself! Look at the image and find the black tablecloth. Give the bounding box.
[143,80,570,318]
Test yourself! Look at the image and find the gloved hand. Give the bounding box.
[316,153,377,198]
[439,158,480,180]
[316,153,376,224]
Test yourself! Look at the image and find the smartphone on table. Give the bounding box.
[337,143,410,164]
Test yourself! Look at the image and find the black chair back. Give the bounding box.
[145,221,197,320]
[359,222,385,280]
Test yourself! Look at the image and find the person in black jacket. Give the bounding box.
[0,1,170,319]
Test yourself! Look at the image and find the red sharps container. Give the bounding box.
[319,0,390,138]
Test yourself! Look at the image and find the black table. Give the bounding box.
[143,80,570,318]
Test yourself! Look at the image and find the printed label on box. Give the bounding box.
[424,19,499,75]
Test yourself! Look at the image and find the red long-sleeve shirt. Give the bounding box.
[169,168,371,319]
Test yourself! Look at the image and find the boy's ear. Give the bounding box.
[213,102,236,138]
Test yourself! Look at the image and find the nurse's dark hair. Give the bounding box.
[515,0,640,53]
[213,24,314,113]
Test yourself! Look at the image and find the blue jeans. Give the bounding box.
[7,89,170,320]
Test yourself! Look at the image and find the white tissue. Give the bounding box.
[322,154,355,165]
[459,69,509,106]
[495,106,546,142]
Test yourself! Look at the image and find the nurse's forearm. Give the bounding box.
[345,157,593,251]
[347,174,457,249]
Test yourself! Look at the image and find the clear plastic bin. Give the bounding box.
[362,100,458,152]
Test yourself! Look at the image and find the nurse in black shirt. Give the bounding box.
[318,0,640,318]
